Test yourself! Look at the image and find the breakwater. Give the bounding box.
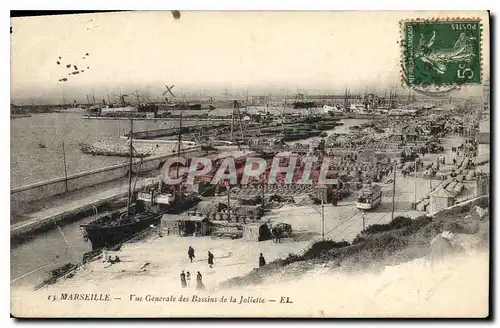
[82,115,234,122]
[124,123,228,140]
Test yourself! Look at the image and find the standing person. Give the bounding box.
[208,251,214,268]
[196,271,205,290]
[180,270,187,288]
[186,271,191,287]
[188,246,195,263]
[259,253,266,267]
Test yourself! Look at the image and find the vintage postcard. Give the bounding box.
[10,11,490,318]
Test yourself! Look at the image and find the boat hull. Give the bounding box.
[81,195,200,250]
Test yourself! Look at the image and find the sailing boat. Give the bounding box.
[81,115,201,250]
[80,118,162,250]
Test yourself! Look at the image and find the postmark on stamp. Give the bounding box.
[401,19,482,89]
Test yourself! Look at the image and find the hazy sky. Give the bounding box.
[11,11,489,104]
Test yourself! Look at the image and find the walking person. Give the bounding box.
[188,246,195,263]
[259,253,266,267]
[208,251,214,268]
[180,270,187,288]
[196,271,205,290]
[186,271,191,287]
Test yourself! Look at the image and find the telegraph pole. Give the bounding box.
[262,183,265,207]
[429,169,432,191]
[361,210,365,231]
[413,161,417,210]
[321,192,325,241]
[62,141,68,192]
[227,185,231,222]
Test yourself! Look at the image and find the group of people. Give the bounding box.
[180,270,205,290]
[188,246,215,268]
[179,250,267,289]
[180,246,215,289]
[271,226,283,243]
[401,159,424,178]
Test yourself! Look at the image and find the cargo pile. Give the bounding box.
[414,156,477,212]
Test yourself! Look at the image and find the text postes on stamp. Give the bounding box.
[402,19,482,87]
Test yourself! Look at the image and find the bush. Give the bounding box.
[302,240,350,259]
[364,216,413,235]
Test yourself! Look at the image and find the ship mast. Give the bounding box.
[343,88,349,111]
[127,118,134,217]
[230,100,234,142]
[175,104,183,199]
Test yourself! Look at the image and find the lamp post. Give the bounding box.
[391,161,397,221]
[321,192,325,241]
[412,160,417,210]
[62,141,68,193]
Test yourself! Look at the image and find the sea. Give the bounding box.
[11,113,179,188]
[10,111,367,287]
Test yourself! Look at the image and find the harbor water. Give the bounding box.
[10,215,94,287]
[11,112,365,188]
[10,109,246,188]
[11,113,179,188]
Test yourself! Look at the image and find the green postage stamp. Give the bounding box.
[402,19,482,87]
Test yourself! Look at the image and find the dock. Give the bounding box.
[11,175,159,241]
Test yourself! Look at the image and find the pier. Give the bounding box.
[11,146,202,214]
[10,147,216,242]
[122,123,228,140]
[11,175,158,242]
[82,115,234,122]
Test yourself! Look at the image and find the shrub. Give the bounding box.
[364,216,413,235]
